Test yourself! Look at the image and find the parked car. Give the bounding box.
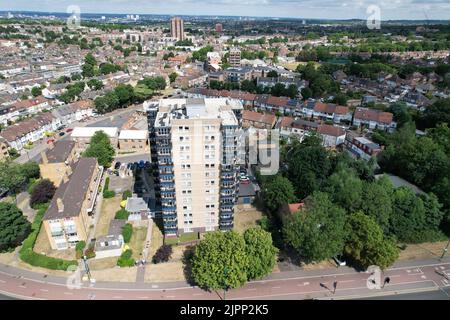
[138,160,145,169]
[240,179,251,185]
[66,128,74,133]
[114,162,121,170]
[333,256,346,267]
[58,132,65,137]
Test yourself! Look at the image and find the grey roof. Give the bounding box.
[43,158,98,220]
[40,140,75,164]
[108,219,126,237]
[95,234,123,252]
[238,182,257,197]
[125,196,150,213]
[375,174,425,195]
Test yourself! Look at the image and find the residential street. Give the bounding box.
[0,258,449,300]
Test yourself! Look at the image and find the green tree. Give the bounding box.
[31,86,42,97]
[243,227,278,280]
[121,223,133,243]
[83,131,115,167]
[283,192,347,262]
[344,212,399,270]
[191,231,249,290]
[323,167,363,213]
[262,175,297,213]
[169,72,178,84]
[0,203,31,252]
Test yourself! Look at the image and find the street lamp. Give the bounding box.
[82,255,91,282]
[440,239,450,260]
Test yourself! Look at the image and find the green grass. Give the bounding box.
[19,204,78,270]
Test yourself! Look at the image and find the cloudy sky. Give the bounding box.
[1,0,450,20]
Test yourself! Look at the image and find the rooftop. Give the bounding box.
[71,127,118,138]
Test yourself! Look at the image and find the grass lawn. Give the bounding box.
[129,226,147,260]
[148,221,164,261]
[89,257,118,270]
[94,195,122,238]
[398,241,450,261]
[234,205,264,234]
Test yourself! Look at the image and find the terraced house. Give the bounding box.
[146,98,242,237]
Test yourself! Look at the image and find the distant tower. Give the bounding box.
[215,23,223,33]
[302,20,306,25]
[171,17,185,41]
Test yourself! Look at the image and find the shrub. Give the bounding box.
[117,249,134,267]
[102,177,115,198]
[75,241,86,259]
[84,246,96,259]
[30,179,56,207]
[19,205,77,270]
[122,190,132,200]
[121,223,133,243]
[115,208,129,220]
[152,245,173,264]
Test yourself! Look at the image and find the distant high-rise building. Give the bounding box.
[215,23,223,33]
[229,47,241,68]
[171,17,185,41]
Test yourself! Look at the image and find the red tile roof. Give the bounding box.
[242,110,276,127]
[314,102,349,115]
[318,124,346,137]
[280,116,294,129]
[354,107,393,124]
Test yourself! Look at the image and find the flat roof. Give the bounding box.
[118,130,148,140]
[71,127,118,138]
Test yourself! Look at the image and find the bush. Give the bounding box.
[117,249,134,267]
[84,246,96,259]
[75,241,86,259]
[103,177,115,198]
[152,245,173,264]
[19,205,77,270]
[121,223,133,243]
[115,208,129,220]
[30,179,56,207]
[122,190,132,200]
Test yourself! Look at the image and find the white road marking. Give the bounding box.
[339,280,355,283]
[40,289,49,292]
[63,292,73,295]
[272,286,281,289]
[166,295,175,298]
[138,296,148,299]
[151,285,159,288]
[406,270,411,273]
[112,296,122,299]
[0,280,5,283]
[304,282,310,285]
[193,293,204,296]
[246,288,257,291]
[421,275,427,279]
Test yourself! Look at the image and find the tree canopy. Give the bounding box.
[83,131,115,167]
[0,203,31,252]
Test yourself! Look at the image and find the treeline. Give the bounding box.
[94,76,166,114]
[209,79,298,99]
[259,134,448,269]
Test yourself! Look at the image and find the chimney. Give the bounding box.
[56,198,64,213]
[41,151,48,164]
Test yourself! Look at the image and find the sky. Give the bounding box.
[1,0,450,20]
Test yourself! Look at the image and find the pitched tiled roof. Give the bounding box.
[0,113,55,142]
[314,102,349,115]
[354,107,393,124]
[242,110,276,127]
[318,124,346,137]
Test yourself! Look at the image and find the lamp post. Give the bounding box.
[82,255,91,282]
[440,239,450,260]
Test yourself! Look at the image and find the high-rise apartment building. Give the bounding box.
[215,23,223,33]
[170,17,185,41]
[229,47,241,68]
[144,98,243,237]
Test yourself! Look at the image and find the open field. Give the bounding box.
[398,241,450,261]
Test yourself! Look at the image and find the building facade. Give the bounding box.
[146,98,242,237]
[170,17,185,41]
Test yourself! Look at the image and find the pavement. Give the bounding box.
[1,257,449,300]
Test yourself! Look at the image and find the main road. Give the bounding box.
[0,258,449,300]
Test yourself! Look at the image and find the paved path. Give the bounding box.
[1,258,449,300]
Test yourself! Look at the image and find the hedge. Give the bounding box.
[117,249,134,267]
[115,208,130,220]
[122,190,132,200]
[103,177,115,198]
[122,223,133,243]
[19,204,78,271]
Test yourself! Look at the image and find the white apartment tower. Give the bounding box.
[146,98,243,236]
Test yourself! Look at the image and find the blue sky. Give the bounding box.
[1,0,450,20]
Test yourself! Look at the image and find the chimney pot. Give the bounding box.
[56,198,64,213]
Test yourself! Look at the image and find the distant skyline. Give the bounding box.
[1,0,450,20]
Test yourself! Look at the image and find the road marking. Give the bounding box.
[421,275,427,279]
[272,286,281,289]
[440,266,445,270]
[166,295,175,298]
[246,288,257,291]
[193,293,204,296]
[406,270,411,273]
[138,296,148,299]
[19,285,26,288]
[339,280,355,283]
[64,292,73,295]
[151,285,159,288]
[112,296,122,299]
[304,282,310,285]
[39,289,49,292]
[0,280,5,283]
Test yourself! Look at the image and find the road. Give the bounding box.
[363,287,450,300]
[0,258,449,300]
